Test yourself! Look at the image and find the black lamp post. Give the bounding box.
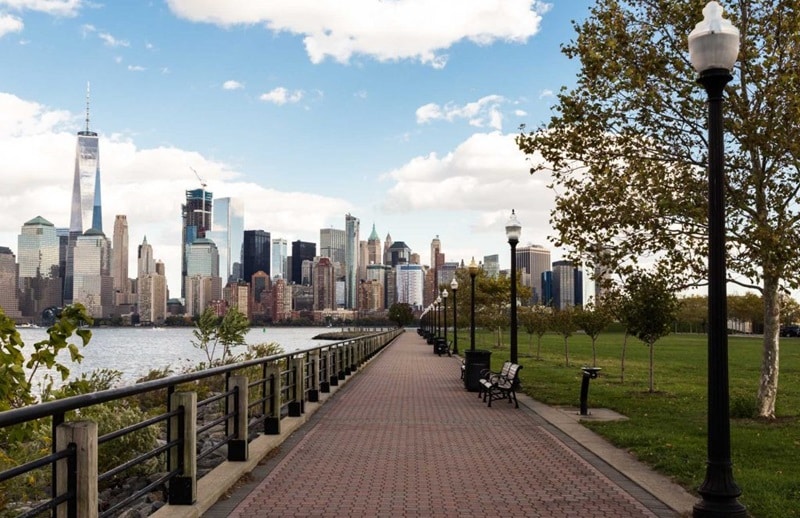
[689,3,746,517]
[435,295,442,339]
[451,276,459,355]
[506,210,521,364]
[442,289,449,346]
[469,257,478,351]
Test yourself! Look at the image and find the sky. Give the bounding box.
[0,0,596,297]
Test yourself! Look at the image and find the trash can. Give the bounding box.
[434,337,449,356]
[464,349,491,392]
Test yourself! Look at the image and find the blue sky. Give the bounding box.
[0,0,594,295]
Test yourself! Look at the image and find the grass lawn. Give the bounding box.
[464,328,800,518]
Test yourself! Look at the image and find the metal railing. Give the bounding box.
[0,328,402,517]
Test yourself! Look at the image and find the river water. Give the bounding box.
[17,327,340,388]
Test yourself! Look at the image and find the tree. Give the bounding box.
[516,0,798,418]
[622,271,679,393]
[551,306,578,367]
[520,305,550,359]
[677,295,708,333]
[388,302,414,328]
[192,307,250,365]
[575,303,612,367]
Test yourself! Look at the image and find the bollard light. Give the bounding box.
[688,3,746,517]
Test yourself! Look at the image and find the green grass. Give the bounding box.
[464,329,800,518]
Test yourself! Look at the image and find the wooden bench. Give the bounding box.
[478,362,522,408]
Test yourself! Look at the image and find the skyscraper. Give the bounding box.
[73,229,112,318]
[345,214,360,309]
[207,197,245,283]
[313,257,335,310]
[17,216,62,317]
[290,240,316,285]
[430,235,442,300]
[65,84,103,302]
[271,238,287,279]
[0,247,22,319]
[137,236,155,278]
[516,244,552,305]
[367,224,381,266]
[181,187,213,297]
[111,215,130,306]
[552,260,583,309]
[243,230,271,282]
[320,228,346,265]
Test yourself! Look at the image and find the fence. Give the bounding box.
[0,328,403,517]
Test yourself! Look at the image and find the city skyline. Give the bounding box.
[0,1,593,298]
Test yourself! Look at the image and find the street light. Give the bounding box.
[469,257,479,351]
[506,209,521,364]
[451,276,459,355]
[435,295,442,339]
[688,3,746,517]
[441,289,449,347]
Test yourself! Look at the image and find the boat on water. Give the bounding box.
[17,322,40,329]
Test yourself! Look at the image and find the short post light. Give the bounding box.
[688,2,746,517]
[451,276,459,355]
[505,209,521,364]
[468,257,479,351]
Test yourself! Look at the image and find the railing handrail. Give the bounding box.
[0,330,389,428]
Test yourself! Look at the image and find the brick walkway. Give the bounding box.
[206,331,679,517]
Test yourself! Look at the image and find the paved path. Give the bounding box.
[205,331,693,517]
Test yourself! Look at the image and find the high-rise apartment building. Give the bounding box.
[483,255,500,278]
[345,214,360,309]
[243,230,271,282]
[181,187,212,297]
[207,197,244,283]
[516,245,552,305]
[387,241,411,267]
[430,235,442,301]
[17,216,61,317]
[0,247,22,319]
[223,282,250,318]
[65,86,103,303]
[320,228,346,265]
[396,264,424,308]
[313,257,336,310]
[271,238,287,279]
[139,265,167,325]
[73,229,113,318]
[290,240,315,285]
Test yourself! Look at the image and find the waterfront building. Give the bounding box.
[73,229,113,318]
[223,281,250,318]
[313,257,336,310]
[290,240,315,285]
[483,254,500,278]
[271,238,287,279]
[207,197,244,283]
[271,278,291,321]
[184,274,220,317]
[65,85,103,303]
[552,260,584,309]
[0,247,22,319]
[139,268,167,324]
[516,245,552,305]
[181,187,212,297]
[358,240,369,283]
[243,230,271,283]
[358,279,384,313]
[249,271,270,317]
[366,263,390,311]
[17,216,62,317]
[320,228,346,265]
[345,214,360,309]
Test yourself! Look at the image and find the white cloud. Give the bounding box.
[98,32,129,47]
[416,95,506,130]
[222,80,244,90]
[0,91,351,294]
[0,13,23,36]
[166,0,549,67]
[1,0,84,17]
[259,87,303,105]
[539,89,554,99]
[514,109,527,117]
[127,64,145,72]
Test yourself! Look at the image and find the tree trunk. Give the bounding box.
[648,341,654,393]
[621,332,628,384]
[536,335,542,360]
[758,277,781,418]
[592,337,597,367]
[564,336,570,367]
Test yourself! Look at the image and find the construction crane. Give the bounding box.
[189,167,210,233]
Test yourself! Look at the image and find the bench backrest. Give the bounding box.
[506,363,522,381]
[499,361,512,377]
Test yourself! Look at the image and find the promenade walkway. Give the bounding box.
[204,331,696,517]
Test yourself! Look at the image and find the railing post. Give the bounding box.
[56,421,98,518]
[308,351,320,402]
[288,356,304,417]
[320,349,331,393]
[330,348,340,386]
[264,364,281,435]
[168,391,197,505]
[227,376,249,461]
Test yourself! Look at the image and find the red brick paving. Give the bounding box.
[222,332,667,517]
